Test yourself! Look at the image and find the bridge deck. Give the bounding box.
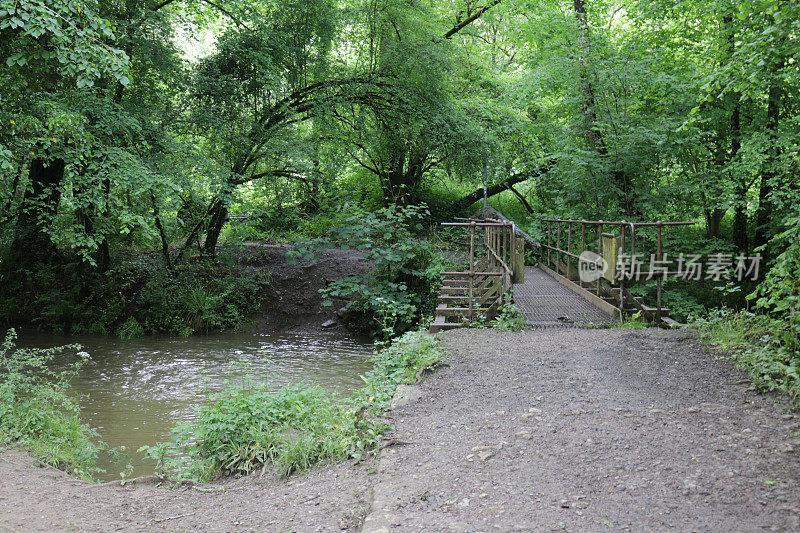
[514,266,613,327]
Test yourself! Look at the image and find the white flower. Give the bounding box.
[77,351,91,360]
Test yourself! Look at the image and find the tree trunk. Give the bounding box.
[506,184,535,214]
[203,199,228,257]
[704,208,726,239]
[9,158,65,267]
[150,193,172,269]
[450,163,553,214]
[731,104,748,252]
[573,0,636,216]
[754,69,782,252]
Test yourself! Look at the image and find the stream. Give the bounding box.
[15,329,373,481]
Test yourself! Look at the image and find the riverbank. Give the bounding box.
[0,244,366,337]
[3,327,800,531]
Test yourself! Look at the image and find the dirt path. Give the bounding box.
[3,327,800,532]
[0,451,375,532]
[364,328,800,531]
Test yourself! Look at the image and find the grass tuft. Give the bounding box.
[142,329,442,481]
[694,309,800,404]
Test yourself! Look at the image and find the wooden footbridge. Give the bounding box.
[430,213,690,332]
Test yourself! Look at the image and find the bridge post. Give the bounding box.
[512,237,525,284]
[656,222,663,322]
[469,221,475,320]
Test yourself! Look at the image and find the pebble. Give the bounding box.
[477,450,495,462]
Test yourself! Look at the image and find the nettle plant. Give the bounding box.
[317,204,443,340]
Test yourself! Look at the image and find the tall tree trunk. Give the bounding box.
[705,208,726,239]
[731,103,748,252]
[203,198,228,258]
[573,0,635,216]
[754,68,782,252]
[150,193,172,269]
[719,10,748,252]
[9,158,65,267]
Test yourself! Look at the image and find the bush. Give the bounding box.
[142,330,442,481]
[0,253,271,337]
[694,309,800,403]
[491,294,527,331]
[314,205,444,340]
[0,329,102,480]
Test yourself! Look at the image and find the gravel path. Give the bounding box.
[364,328,800,532]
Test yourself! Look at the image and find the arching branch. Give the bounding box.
[443,0,502,39]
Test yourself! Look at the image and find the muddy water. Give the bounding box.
[16,329,373,481]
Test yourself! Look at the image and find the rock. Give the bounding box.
[779,443,795,454]
[687,407,700,413]
[515,431,533,440]
[322,319,337,328]
[458,498,470,508]
[336,302,352,318]
[477,450,495,462]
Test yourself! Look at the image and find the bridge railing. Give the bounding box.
[434,219,524,324]
[540,218,694,324]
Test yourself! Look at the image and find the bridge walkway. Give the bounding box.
[514,266,614,327]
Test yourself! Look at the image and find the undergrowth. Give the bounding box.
[141,329,442,481]
[491,293,527,331]
[694,309,800,404]
[0,329,103,480]
[0,252,270,337]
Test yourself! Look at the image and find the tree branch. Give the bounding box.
[450,161,553,213]
[443,0,501,39]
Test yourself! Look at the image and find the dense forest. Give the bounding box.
[1,1,798,343]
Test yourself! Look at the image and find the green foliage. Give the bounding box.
[491,293,527,332]
[0,329,102,480]
[141,329,441,481]
[695,309,800,404]
[0,0,131,88]
[0,254,270,337]
[750,216,800,317]
[614,311,650,330]
[317,205,444,340]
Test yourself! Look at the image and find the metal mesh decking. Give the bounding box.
[514,266,613,328]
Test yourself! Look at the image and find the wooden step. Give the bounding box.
[438,295,469,303]
[435,304,491,317]
[429,316,464,333]
[661,316,682,327]
[440,286,469,294]
[640,304,670,313]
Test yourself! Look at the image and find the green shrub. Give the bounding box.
[118,317,144,339]
[143,330,442,481]
[491,293,527,331]
[314,205,444,340]
[0,329,103,480]
[694,309,800,403]
[0,254,271,337]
